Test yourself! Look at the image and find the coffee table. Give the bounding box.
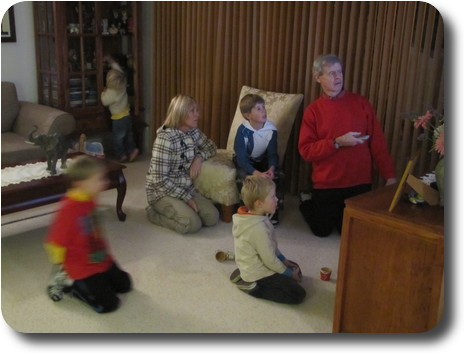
[1,153,127,221]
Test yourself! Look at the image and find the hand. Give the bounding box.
[186,199,199,212]
[252,170,273,179]
[291,267,302,282]
[189,155,203,180]
[103,55,115,64]
[284,259,302,276]
[264,167,275,179]
[335,132,367,147]
[385,177,397,186]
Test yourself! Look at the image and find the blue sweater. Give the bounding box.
[234,120,279,175]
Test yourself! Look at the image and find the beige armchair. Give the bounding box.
[194,85,304,222]
[1,81,75,166]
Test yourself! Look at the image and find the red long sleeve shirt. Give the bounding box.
[298,91,396,189]
[45,190,113,280]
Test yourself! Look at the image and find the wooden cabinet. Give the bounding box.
[333,185,444,333]
[33,1,145,150]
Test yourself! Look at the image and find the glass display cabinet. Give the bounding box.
[33,1,144,149]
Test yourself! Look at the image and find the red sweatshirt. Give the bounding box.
[298,91,396,189]
[45,190,113,280]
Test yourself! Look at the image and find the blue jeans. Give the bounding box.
[112,115,137,158]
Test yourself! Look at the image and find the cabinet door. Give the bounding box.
[333,207,444,333]
[34,2,61,107]
[99,2,141,112]
[34,1,143,144]
[65,2,99,111]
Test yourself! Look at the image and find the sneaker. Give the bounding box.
[119,155,128,163]
[129,148,140,162]
[48,285,65,302]
[47,266,73,302]
[230,268,241,283]
[270,210,279,226]
[300,191,312,203]
[236,279,257,292]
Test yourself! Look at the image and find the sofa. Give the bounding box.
[1,81,76,166]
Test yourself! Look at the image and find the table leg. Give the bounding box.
[116,171,127,221]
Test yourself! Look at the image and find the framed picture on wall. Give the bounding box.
[2,7,16,43]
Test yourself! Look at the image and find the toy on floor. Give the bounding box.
[215,250,235,262]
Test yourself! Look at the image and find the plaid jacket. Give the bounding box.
[146,125,216,204]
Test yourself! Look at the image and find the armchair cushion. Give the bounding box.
[195,85,303,214]
[226,85,304,165]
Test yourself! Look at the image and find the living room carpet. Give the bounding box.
[1,155,340,333]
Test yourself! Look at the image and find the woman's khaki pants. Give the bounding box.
[146,193,219,234]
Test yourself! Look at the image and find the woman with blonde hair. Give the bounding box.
[145,95,219,234]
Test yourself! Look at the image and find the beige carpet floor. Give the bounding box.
[1,155,341,333]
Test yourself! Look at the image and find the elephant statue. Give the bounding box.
[27,125,72,175]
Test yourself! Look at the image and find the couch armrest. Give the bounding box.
[14,101,76,137]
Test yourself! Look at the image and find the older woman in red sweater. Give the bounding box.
[298,54,397,237]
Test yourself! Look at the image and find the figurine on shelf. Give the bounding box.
[127,16,134,33]
[102,18,109,35]
[68,49,79,72]
[85,50,95,70]
[120,5,128,34]
[109,24,118,35]
[68,23,79,34]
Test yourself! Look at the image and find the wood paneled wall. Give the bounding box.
[150,1,444,193]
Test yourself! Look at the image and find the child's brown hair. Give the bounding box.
[66,156,104,184]
[239,94,265,116]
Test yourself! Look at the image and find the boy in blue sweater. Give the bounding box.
[234,94,283,224]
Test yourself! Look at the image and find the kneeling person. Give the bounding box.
[231,175,306,304]
[44,156,132,313]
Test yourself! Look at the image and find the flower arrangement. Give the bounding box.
[403,106,445,206]
[409,108,445,156]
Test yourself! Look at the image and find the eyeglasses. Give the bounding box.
[322,70,343,78]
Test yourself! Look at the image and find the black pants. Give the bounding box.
[249,273,306,304]
[299,184,371,237]
[72,263,132,313]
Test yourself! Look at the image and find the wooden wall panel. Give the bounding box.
[151,1,444,193]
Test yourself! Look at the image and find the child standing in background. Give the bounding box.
[101,55,139,163]
[45,156,132,313]
[230,175,306,304]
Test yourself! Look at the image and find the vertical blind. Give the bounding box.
[151,1,444,193]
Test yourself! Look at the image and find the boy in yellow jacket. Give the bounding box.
[231,175,306,304]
